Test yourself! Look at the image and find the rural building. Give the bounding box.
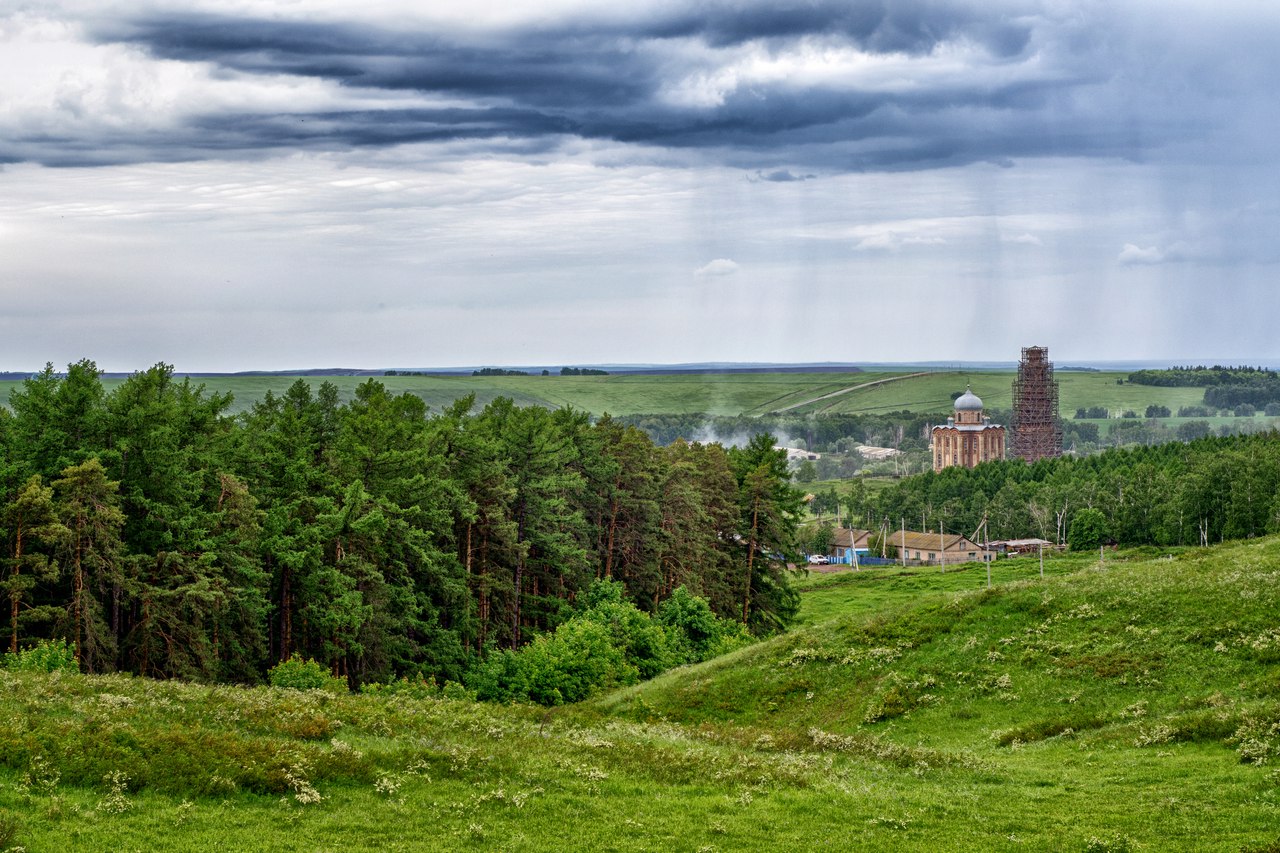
[987,538,1056,556]
[778,446,820,462]
[891,529,993,564]
[930,387,1006,472]
[829,528,872,565]
[854,445,901,460]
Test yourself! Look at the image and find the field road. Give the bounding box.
[769,372,932,414]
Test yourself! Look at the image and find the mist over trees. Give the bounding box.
[1,361,804,688]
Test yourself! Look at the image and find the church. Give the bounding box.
[931,387,1005,472]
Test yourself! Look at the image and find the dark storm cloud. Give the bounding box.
[8,1,1269,170]
[635,0,1031,56]
[754,170,814,182]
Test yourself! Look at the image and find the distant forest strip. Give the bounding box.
[0,361,803,690]
[1127,365,1280,409]
[839,430,1280,551]
[1126,365,1278,387]
[616,411,1100,456]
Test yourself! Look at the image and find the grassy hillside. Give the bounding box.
[804,371,1211,417]
[0,369,1221,418]
[592,542,1280,848]
[4,541,1279,850]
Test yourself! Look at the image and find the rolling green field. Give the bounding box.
[0,369,1227,419]
[5,540,1279,851]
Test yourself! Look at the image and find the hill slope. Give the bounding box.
[3,543,1279,851]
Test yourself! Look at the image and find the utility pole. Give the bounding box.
[985,520,991,588]
[1039,542,1044,579]
[939,522,946,573]
[900,518,906,568]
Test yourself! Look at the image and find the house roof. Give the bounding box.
[890,530,986,552]
[831,528,871,548]
[989,538,1054,548]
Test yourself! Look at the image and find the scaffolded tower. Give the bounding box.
[1010,346,1062,462]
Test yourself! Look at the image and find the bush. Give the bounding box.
[3,637,78,673]
[469,619,638,706]
[1069,508,1109,551]
[360,676,439,700]
[1176,420,1212,442]
[268,655,347,692]
[0,808,20,850]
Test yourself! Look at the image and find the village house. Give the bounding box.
[828,528,872,565]
[986,538,1057,556]
[888,529,994,565]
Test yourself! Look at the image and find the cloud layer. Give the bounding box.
[1,1,1273,172]
[2,1,1279,371]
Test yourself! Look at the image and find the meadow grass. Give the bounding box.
[4,540,1280,851]
[0,370,1223,419]
[810,371,1211,417]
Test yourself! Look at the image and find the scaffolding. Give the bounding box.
[1011,346,1062,462]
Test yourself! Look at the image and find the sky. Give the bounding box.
[1,0,1278,372]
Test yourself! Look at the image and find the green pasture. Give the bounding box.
[802,370,1213,417]
[790,553,1077,626]
[5,538,1280,851]
[0,369,1228,419]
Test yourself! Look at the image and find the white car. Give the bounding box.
[807,554,830,565]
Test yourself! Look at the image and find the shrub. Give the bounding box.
[1176,420,1212,442]
[659,585,752,663]
[3,637,78,673]
[1069,508,1109,551]
[581,580,676,678]
[268,655,347,692]
[659,586,720,662]
[470,619,638,706]
[0,809,20,850]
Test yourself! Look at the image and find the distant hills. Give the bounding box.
[6,359,1280,380]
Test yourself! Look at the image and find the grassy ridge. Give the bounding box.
[0,370,1224,418]
[4,541,1280,850]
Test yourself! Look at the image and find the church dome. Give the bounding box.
[955,387,984,411]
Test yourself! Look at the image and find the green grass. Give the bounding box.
[5,540,1280,850]
[807,371,1214,417]
[790,554,1076,626]
[0,370,1225,419]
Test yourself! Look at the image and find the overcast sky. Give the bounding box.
[2,0,1277,372]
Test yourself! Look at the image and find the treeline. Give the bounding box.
[1127,366,1280,410]
[1203,375,1280,409]
[616,411,939,452]
[618,411,1099,466]
[1126,365,1278,387]
[838,431,1280,549]
[0,361,804,688]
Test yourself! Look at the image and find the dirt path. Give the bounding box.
[769,372,932,414]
